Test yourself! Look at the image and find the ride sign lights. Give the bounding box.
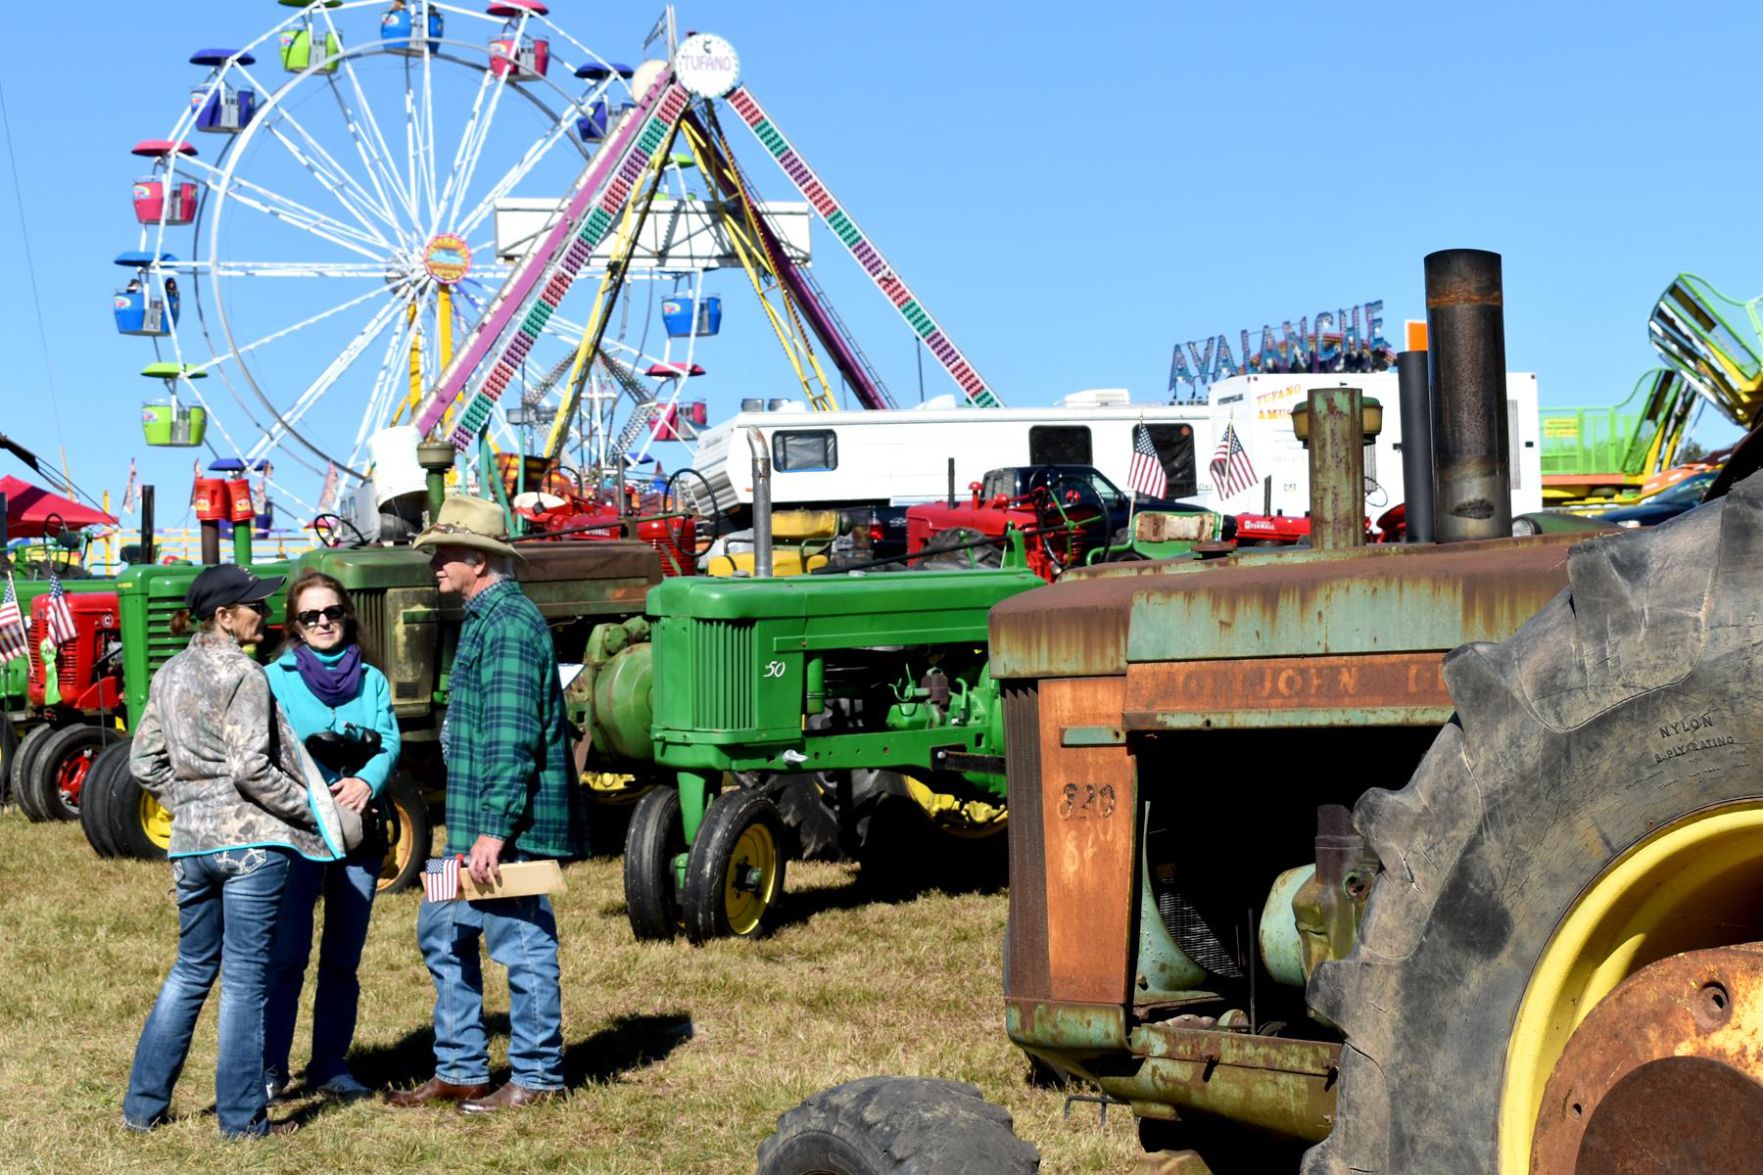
[1168,300,1392,401]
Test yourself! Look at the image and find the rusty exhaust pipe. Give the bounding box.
[1425,249,1511,542]
[1396,350,1435,543]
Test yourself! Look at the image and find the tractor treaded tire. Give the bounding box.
[1302,473,1763,1174]
[757,1076,1040,1175]
[624,784,685,940]
[79,739,132,857]
[0,716,17,807]
[32,724,123,821]
[376,773,431,893]
[11,724,56,822]
[109,747,169,862]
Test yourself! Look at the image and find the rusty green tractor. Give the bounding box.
[758,250,1763,1174]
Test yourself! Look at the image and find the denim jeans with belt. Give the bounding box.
[262,845,378,1089]
[415,885,564,1091]
[125,847,292,1137]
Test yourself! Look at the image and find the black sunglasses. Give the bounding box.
[224,599,269,616]
[296,605,348,627]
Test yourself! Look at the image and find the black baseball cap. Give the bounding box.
[185,565,285,620]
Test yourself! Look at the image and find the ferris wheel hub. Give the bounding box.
[422,233,474,286]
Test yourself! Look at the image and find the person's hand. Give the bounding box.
[330,777,372,814]
[468,835,504,887]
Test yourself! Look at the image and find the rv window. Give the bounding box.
[1029,426,1091,466]
[773,430,837,472]
[1145,424,1198,497]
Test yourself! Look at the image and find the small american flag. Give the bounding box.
[1128,422,1168,500]
[423,855,461,902]
[44,568,77,647]
[0,575,27,664]
[1209,422,1258,501]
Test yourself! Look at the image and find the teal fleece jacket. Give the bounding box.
[266,646,402,795]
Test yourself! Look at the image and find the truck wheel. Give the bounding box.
[1305,476,1763,1175]
[756,1077,1040,1174]
[109,754,171,861]
[31,723,122,820]
[683,790,787,943]
[10,724,56,822]
[623,785,685,940]
[78,740,132,858]
[376,774,431,893]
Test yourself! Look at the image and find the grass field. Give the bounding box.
[0,811,1145,1173]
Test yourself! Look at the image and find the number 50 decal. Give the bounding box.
[762,660,786,679]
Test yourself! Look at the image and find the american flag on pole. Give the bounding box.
[0,575,28,664]
[316,462,341,516]
[1128,422,1168,499]
[423,855,462,902]
[1209,421,1258,501]
[44,567,78,647]
[122,460,140,514]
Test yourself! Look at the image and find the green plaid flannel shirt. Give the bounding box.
[442,578,587,859]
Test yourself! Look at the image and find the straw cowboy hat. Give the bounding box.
[411,495,524,560]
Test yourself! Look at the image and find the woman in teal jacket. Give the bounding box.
[262,571,400,1100]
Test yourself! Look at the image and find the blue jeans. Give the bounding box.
[415,891,564,1090]
[263,847,378,1088]
[125,847,292,1137]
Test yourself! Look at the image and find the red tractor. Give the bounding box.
[10,591,125,825]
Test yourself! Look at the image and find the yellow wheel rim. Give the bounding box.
[723,821,779,937]
[581,771,648,806]
[378,796,419,891]
[140,792,174,850]
[903,776,1007,838]
[1499,800,1763,1173]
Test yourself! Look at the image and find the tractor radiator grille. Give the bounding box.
[687,619,755,730]
[1156,888,1244,979]
[352,589,388,666]
[145,597,188,675]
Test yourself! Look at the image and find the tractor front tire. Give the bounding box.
[1305,473,1763,1174]
[0,716,17,807]
[624,785,686,940]
[78,739,132,858]
[109,750,171,862]
[11,724,56,822]
[30,723,121,821]
[683,789,787,944]
[376,774,431,893]
[757,1077,1040,1174]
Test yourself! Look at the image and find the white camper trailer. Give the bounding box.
[1204,372,1544,523]
[688,390,1216,516]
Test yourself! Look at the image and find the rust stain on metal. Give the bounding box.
[1427,288,1503,308]
[1037,676,1135,1007]
[1123,652,1450,718]
[1531,942,1763,1174]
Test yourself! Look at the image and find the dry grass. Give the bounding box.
[0,811,1143,1173]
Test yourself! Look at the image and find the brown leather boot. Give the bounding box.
[383,1077,491,1108]
[457,1082,559,1115]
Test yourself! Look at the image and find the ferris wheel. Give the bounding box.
[117,0,695,509]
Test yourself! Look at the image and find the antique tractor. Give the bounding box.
[759,250,1763,1173]
[8,589,125,824]
[92,496,669,890]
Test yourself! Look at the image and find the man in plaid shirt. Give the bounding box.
[388,497,587,1114]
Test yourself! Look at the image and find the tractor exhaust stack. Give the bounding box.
[1425,249,1511,542]
[1396,349,1435,543]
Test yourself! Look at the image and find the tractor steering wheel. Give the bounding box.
[663,468,722,559]
[311,512,369,549]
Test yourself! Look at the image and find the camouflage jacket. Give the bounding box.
[130,631,343,861]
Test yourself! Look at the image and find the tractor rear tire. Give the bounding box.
[624,785,686,940]
[11,724,55,822]
[31,723,123,821]
[78,739,132,858]
[375,773,431,893]
[757,1076,1040,1174]
[109,750,171,862]
[0,716,17,807]
[1304,474,1763,1174]
[683,790,787,944]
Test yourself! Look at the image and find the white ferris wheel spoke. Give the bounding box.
[353,287,429,461]
[190,261,398,279]
[323,51,421,235]
[258,107,403,244]
[245,288,415,463]
[418,47,442,229]
[453,104,580,240]
[233,60,405,240]
[439,55,519,233]
[187,281,400,373]
[183,157,390,262]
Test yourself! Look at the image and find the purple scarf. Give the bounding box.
[292,642,365,707]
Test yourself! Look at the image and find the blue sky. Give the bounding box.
[3,0,1760,521]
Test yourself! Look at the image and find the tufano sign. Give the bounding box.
[674,33,741,99]
[1168,300,1392,400]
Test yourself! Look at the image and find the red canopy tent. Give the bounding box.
[0,475,118,538]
